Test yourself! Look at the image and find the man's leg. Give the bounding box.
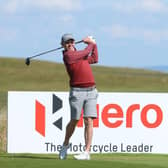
[63,119,78,146]
[74,89,97,160]
[59,119,78,159]
[84,117,93,152]
[73,117,93,160]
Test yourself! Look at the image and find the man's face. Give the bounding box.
[63,39,75,51]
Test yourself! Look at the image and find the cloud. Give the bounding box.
[111,0,168,13]
[102,25,130,38]
[1,0,82,14]
[29,0,82,11]
[102,24,168,43]
[143,29,168,42]
[1,0,20,14]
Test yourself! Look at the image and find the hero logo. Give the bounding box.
[35,94,62,137]
[77,104,163,128]
[35,94,164,137]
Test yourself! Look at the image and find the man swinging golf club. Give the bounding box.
[59,33,98,160]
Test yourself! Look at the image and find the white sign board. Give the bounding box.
[8,91,168,154]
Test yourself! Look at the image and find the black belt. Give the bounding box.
[71,86,96,91]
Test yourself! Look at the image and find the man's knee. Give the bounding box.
[84,118,93,127]
[68,119,79,127]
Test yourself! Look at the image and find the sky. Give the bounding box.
[0,0,168,68]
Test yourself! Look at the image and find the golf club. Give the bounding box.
[25,40,83,66]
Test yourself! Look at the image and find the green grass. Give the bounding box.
[0,153,168,168]
[1,57,168,93]
[0,56,167,110]
[1,57,168,167]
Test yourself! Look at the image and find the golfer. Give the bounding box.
[59,34,98,160]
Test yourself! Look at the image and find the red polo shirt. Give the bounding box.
[63,43,98,87]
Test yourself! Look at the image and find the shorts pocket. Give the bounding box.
[88,89,98,99]
[69,90,80,101]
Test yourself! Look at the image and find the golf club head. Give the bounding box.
[25,58,30,66]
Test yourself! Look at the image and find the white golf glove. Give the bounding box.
[88,36,96,44]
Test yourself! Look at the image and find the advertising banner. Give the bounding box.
[8,91,168,154]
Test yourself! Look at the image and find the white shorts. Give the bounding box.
[69,87,98,120]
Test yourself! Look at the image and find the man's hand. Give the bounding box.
[83,36,96,44]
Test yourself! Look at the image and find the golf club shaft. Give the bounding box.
[28,40,83,60]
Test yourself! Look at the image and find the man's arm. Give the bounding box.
[87,44,98,64]
[64,43,94,64]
